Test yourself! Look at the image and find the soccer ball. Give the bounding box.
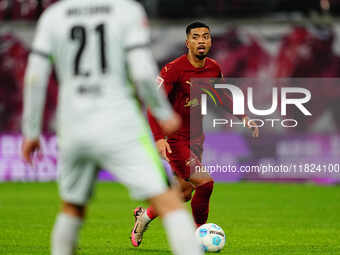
[195,223,226,252]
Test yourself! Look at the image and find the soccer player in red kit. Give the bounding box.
[130,22,259,247]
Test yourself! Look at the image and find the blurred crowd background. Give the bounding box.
[0,0,340,20]
[1,0,340,134]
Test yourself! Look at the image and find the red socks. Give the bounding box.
[146,206,158,220]
[146,181,214,226]
[191,181,214,227]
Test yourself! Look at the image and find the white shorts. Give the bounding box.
[57,132,168,205]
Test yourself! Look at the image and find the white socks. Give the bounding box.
[162,209,203,255]
[51,213,83,255]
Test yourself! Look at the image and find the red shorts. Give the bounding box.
[167,138,203,180]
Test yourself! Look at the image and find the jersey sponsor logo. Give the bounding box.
[156,76,164,88]
[184,97,199,108]
[185,158,196,166]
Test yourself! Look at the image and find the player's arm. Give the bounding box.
[146,66,176,161]
[146,66,175,140]
[125,4,180,135]
[21,10,53,164]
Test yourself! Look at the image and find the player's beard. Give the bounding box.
[196,54,207,60]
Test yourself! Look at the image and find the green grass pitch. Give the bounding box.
[0,182,339,255]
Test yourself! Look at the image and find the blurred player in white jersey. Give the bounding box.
[21,1,202,255]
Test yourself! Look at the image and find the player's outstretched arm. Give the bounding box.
[21,53,52,165]
[22,53,51,140]
[124,4,180,135]
[22,9,53,164]
[127,48,180,135]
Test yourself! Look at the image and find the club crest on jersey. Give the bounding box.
[184,97,199,108]
[185,158,196,166]
[185,81,193,87]
[156,76,164,88]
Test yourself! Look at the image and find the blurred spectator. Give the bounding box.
[0,33,58,133]
[275,26,339,78]
[11,0,39,20]
[0,0,11,20]
[0,33,27,131]
[3,0,340,20]
[211,28,271,78]
[275,26,340,131]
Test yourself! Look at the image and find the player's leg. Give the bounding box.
[51,202,85,255]
[52,153,98,255]
[189,172,214,227]
[177,175,195,202]
[134,174,194,234]
[133,204,157,231]
[145,141,213,227]
[169,142,214,227]
[148,188,203,255]
[134,141,196,233]
[102,135,202,255]
[148,170,213,228]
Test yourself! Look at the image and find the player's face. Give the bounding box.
[186,27,212,60]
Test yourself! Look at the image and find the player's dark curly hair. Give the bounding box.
[186,22,210,36]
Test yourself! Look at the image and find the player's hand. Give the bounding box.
[158,112,181,136]
[155,139,172,162]
[244,116,259,138]
[21,138,41,165]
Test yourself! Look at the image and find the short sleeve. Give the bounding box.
[157,64,177,95]
[215,62,223,78]
[32,10,53,55]
[124,4,151,50]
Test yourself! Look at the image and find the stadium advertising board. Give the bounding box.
[1,133,339,183]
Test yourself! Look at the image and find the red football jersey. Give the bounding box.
[147,54,237,141]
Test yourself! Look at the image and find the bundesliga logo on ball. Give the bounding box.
[196,223,226,252]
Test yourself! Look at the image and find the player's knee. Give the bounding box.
[183,193,192,202]
[62,201,86,218]
[194,176,214,188]
[197,179,214,193]
[182,188,193,202]
[149,189,185,218]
